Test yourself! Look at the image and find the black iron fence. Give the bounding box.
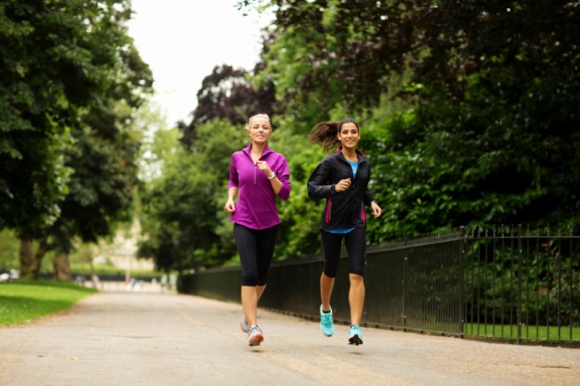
[464,225,579,344]
[178,225,579,345]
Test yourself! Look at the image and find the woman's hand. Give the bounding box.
[224,199,235,214]
[256,161,273,177]
[370,201,382,218]
[334,178,352,192]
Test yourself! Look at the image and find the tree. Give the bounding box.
[47,37,153,281]
[138,120,247,272]
[0,0,81,238]
[242,0,580,238]
[179,63,276,146]
[0,0,154,279]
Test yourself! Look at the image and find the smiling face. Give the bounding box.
[247,115,272,145]
[337,122,360,150]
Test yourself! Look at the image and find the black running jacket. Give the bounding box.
[307,148,376,231]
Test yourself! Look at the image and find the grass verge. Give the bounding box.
[0,280,97,326]
[465,323,580,341]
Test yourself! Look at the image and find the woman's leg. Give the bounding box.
[320,272,335,311]
[234,224,260,326]
[255,226,278,288]
[241,286,263,326]
[319,230,343,310]
[236,226,278,326]
[345,227,367,326]
[348,273,365,326]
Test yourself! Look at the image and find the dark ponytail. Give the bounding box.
[309,117,360,152]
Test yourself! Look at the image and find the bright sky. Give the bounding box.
[127,0,270,128]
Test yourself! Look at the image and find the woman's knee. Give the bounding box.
[349,273,364,284]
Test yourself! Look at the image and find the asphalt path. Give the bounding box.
[1,288,579,386]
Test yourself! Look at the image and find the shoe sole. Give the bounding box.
[348,335,363,346]
[248,333,264,346]
[321,328,334,337]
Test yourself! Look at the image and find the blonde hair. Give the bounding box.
[245,114,271,131]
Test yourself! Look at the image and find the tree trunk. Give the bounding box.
[27,237,47,280]
[19,238,33,278]
[53,253,72,282]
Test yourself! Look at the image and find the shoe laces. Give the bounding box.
[249,325,262,334]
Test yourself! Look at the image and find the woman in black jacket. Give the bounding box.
[307,117,382,346]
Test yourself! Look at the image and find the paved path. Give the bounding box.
[1,290,579,386]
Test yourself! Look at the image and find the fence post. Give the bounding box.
[459,226,466,338]
[517,224,523,344]
[402,237,407,331]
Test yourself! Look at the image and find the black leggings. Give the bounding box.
[234,223,278,286]
[320,227,366,278]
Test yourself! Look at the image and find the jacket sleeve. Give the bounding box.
[228,154,239,189]
[363,188,374,206]
[307,159,335,200]
[276,156,291,201]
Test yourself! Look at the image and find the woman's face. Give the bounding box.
[337,122,360,150]
[248,116,271,144]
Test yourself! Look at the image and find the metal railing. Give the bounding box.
[178,225,579,345]
[464,225,579,344]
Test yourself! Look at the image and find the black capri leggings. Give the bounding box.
[234,223,278,286]
[320,227,366,278]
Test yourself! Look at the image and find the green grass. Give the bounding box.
[0,280,98,326]
[465,323,580,341]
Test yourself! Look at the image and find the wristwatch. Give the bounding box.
[268,172,277,180]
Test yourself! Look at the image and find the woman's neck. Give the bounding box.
[251,142,266,162]
[251,142,266,155]
[341,147,357,161]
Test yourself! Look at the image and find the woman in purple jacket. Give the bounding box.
[224,114,291,346]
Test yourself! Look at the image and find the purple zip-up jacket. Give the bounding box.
[228,143,291,230]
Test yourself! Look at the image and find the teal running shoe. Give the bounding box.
[320,305,334,337]
[348,325,363,345]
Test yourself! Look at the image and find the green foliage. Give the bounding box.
[0,229,19,270]
[0,279,97,326]
[0,0,140,235]
[465,238,580,327]
[268,129,323,259]
[44,2,153,254]
[181,64,276,138]
[1,0,153,281]
[139,0,580,269]
[138,121,248,271]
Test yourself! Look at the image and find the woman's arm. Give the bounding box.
[257,157,291,199]
[224,186,238,213]
[307,161,332,200]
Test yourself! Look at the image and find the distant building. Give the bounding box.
[93,221,154,271]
